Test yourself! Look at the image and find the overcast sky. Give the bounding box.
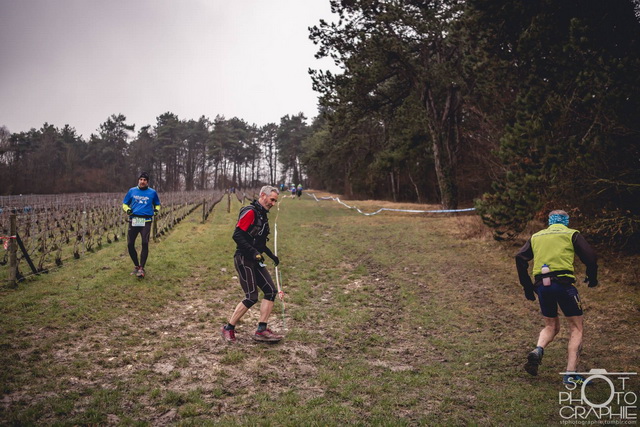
[0,0,338,139]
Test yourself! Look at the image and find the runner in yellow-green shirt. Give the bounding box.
[515,209,598,386]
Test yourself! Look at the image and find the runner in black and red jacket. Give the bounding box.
[221,185,283,343]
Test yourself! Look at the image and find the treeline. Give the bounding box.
[0,112,310,194]
[304,0,640,247]
[1,0,639,247]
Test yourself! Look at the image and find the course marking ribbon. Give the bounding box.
[273,200,286,329]
[307,193,475,215]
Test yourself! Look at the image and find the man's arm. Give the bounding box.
[153,192,161,212]
[263,246,279,266]
[263,247,274,258]
[573,233,598,285]
[515,240,536,300]
[233,227,260,258]
[122,190,133,214]
[515,240,534,289]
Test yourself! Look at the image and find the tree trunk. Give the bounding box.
[232,161,237,187]
[200,151,207,189]
[408,171,422,204]
[292,156,299,186]
[390,172,397,202]
[185,148,194,191]
[344,161,353,198]
[213,161,219,189]
[273,146,279,184]
[421,83,460,209]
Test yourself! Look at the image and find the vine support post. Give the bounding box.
[82,210,87,256]
[8,213,17,288]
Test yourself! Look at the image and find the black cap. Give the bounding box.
[139,172,150,180]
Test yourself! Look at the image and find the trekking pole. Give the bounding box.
[277,268,285,328]
[274,264,285,329]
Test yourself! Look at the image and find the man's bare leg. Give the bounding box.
[259,299,274,323]
[537,316,561,348]
[565,315,583,372]
[229,302,249,326]
[525,316,560,375]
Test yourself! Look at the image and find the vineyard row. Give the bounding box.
[1,189,259,285]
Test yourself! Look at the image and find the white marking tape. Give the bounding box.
[273,199,285,329]
[307,193,475,215]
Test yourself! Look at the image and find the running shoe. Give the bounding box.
[131,266,140,276]
[252,328,283,343]
[221,326,236,343]
[136,267,145,278]
[524,347,544,376]
[563,374,592,386]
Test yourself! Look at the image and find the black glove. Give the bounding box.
[524,288,536,301]
[126,209,133,215]
[584,277,598,288]
[154,208,159,215]
[270,255,280,266]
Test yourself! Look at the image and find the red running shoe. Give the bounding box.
[221,326,236,343]
[252,328,283,343]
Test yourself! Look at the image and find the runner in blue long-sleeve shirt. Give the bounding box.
[122,172,161,278]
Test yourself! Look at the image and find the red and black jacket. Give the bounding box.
[232,200,274,259]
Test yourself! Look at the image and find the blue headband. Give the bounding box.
[549,214,569,226]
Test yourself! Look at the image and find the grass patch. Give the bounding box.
[220,348,246,365]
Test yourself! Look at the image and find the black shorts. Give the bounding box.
[234,253,277,307]
[535,280,583,317]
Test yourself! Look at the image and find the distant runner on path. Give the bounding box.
[221,185,283,343]
[122,172,161,278]
[515,209,598,386]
